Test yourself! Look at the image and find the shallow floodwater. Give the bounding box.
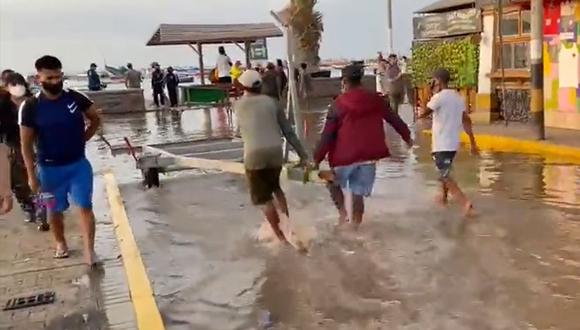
[90,106,580,330]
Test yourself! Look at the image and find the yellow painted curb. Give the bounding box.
[423,130,580,163]
[104,172,165,330]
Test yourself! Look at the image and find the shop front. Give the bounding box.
[543,0,580,130]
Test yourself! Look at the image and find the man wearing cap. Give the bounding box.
[314,64,413,229]
[418,68,478,217]
[234,70,309,243]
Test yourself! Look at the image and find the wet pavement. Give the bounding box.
[91,105,580,329]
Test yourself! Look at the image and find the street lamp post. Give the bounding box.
[386,0,393,53]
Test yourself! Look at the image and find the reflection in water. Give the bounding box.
[90,106,580,330]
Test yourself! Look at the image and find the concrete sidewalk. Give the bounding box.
[422,121,580,162]
[0,177,137,330]
[0,208,106,329]
[472,122,580,149]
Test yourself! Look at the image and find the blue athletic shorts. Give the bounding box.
[333,163,376,197]
[37,157,93,213]
[432,151,457,179]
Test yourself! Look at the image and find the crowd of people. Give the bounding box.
[1,56,101,267]
[234,62,478,244]
[0,48,478,263]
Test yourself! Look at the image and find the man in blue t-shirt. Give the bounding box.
[19,55,101,266]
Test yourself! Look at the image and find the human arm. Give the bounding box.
[418,92,439,119]
[313,102,340,166]
[84,105,101,141]
[71,90,101,141]
[276,105,309,163]
[462,112,479,155]
[17,100,38,193]
[382,100,413,147]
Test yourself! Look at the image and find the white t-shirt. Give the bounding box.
[427,89,465,152]
[216,54,232,78]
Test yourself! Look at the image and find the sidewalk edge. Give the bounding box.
[103,172,165,330]
[422,130,580,163]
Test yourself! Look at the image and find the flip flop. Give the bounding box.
[54,248,69,259]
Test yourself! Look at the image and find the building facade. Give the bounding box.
[543,0,580,130]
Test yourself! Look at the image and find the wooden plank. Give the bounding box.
[144,145,326,184]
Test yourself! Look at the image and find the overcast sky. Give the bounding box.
[0,0,432,74]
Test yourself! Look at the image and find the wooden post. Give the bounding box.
[244,40,252,68]
[198,43,205,85]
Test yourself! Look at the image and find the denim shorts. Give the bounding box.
[333,163,376,197]
[432,151,457,179]
[37,157,93,213]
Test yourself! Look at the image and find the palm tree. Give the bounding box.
[289,0,324,69]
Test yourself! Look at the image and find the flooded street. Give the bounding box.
[89,106,580,330]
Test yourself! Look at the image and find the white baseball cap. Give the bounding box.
[238,70,262,89]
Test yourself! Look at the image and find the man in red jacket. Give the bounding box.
[314,64,413,229]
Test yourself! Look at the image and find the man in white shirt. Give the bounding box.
[216,46,232,83]
[419,68,478,217]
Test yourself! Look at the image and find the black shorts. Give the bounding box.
[218,77,232,84]
[245,167,282,205]
[432,151,456,179]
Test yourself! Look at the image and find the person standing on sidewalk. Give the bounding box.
[234,70,309,243]
[151,62,165,108]
[19,55,101,266]
[165,66,180,108]
[314,65,413,229]
[124,63,142,89]
[1,73,49,230]
[418,68,479,217]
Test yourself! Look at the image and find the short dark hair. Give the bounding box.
[90,63,97,68]
[276,59,284,67]
[127,63,133,69]
[300,63,307,70]
[218,46,226,55]
[342,64,364,86]
[35,55,62,71]
[266,62,275,70]
[1,69,14,78]
[433,68,451,84]
[5,72,32,96]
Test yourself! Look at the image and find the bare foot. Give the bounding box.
[462,201,474,218]
[85,250,100,267]
[0,196,13,215]
[434,194,448,207]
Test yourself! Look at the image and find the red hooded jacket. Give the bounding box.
[314,88,411,167]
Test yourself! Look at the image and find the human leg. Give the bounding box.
[153,88,160,107]
[0,144,13,215]
[168,87,178,107]
[37,163,71,257]
[326,182,348,226]
[347,164,376,228]
[69,158,97,265]
[432,151,472,215]
[247,168,287,242]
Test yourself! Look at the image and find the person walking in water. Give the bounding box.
[19,55,101,266]
[151,62,165,108]
[418,68,478,217]
[314,64,413,229]
[165,67,180,108]
[87,63,103,91]
[234,70,309,243]
[1,73,49,230]
[216,46,232,84]
[124,63,142,89]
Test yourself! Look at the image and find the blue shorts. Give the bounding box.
[37,157,93,213]
[432,151,457,179]
[333,163,376,197]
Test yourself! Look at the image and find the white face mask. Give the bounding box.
[8,85,26,98]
